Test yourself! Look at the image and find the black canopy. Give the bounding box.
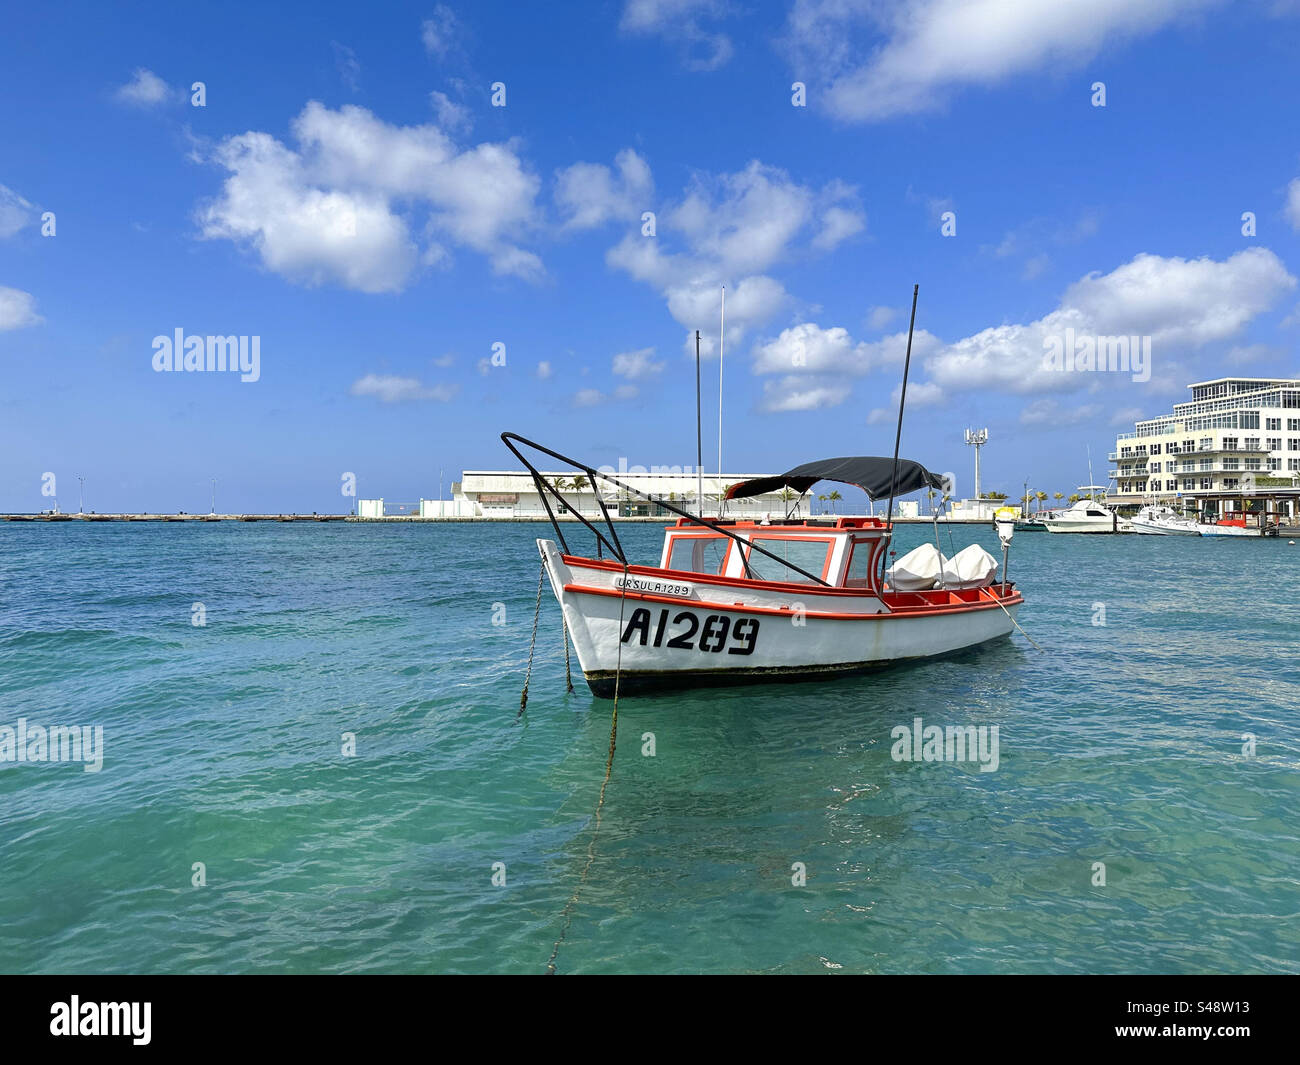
[724,456,945,502]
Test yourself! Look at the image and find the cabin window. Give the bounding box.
[666,536,728,574]
[844,540,876,588]
[744,537,831,583]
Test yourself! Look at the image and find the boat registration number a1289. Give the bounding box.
[620,607,758,655]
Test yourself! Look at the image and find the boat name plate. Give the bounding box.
[614,575,693,598]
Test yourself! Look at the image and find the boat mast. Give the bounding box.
[883,284,920,569]
[717,285,725,517]
[695,330,703,516]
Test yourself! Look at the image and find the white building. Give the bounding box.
[1110,377,1300,514]
[455,470,803,519]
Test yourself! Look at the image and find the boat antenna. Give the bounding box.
[717,284,725,517]
[695,330,703,517]
[883,284,920,567]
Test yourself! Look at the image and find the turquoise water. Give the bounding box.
[1,521,1297,974]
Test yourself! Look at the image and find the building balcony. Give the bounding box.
[1179,444,1268,454]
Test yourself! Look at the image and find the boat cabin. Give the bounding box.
[1062,499,1112,519]
[659,517,891,591]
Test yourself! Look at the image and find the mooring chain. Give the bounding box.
[546,560,628,974]
[562,615,574,694]
[518,557,546,717]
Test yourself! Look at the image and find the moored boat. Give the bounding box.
[1041,496,1130,534]
[505,435,1026,698]
[1198,512,1278,538]
[1129,503,1200,535]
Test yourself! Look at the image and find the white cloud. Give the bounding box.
[865,381,944,423]
[0,286,42,330]
[753,321,940,375]
[1285,177,1300,231]
[612,346,663,378]
[198,102,544,292]
[783,0,1219,122]
[753,249,1295,417]
[621,0,734,70]
[1019,398,1103,427]
[667,162,824,275]
[1223,343,1279,366]
[0,185,34,239]
[115,68,172,107]
[922,248,1296,396]
[555,149,652,230]
[574,384,639,406]
[349,374,457,402]
[866,305,895,330]
[422,6,460,57]
[563,155,866,358]
[760,375,849,412]
[536,360,553,379]
[670,275,791,357]
[431,353,455,368]
[332,42,361,93]
[1109,406,1147,427]
[811,203,865,251]
[430,91,472,133]
[1022,254,1051,280]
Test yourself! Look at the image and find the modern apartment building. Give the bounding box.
[1110,377,1300,512]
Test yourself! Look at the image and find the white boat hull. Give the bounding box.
[1198,524,1263,537]
[1130,520,1200,535]
[1043,520,1123,533]
[540,540,1021,696]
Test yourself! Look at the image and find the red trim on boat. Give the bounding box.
[561,554,885,597]
[562,582,1021,619]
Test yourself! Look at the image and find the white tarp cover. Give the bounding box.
[887,543,943,591]
[940,543,999,589]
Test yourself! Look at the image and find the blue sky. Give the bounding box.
[3,0,1300,513]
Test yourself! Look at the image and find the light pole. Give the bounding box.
[211,478,217,516]
[78,476,84,515]
[964,428,988,502]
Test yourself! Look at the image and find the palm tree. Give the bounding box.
[1068,493,1080,503]
[1053,492,1064,505]
[1036,490,1048,513]
[817,493,828,514]
[828,489,842,514]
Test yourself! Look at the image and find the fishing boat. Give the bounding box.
[504,435,1025,697]
[1129,503,1200,536]
[1198,511,1278,538]
[1040,496,1131,534]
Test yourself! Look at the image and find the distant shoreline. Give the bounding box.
[1,513,988,525]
